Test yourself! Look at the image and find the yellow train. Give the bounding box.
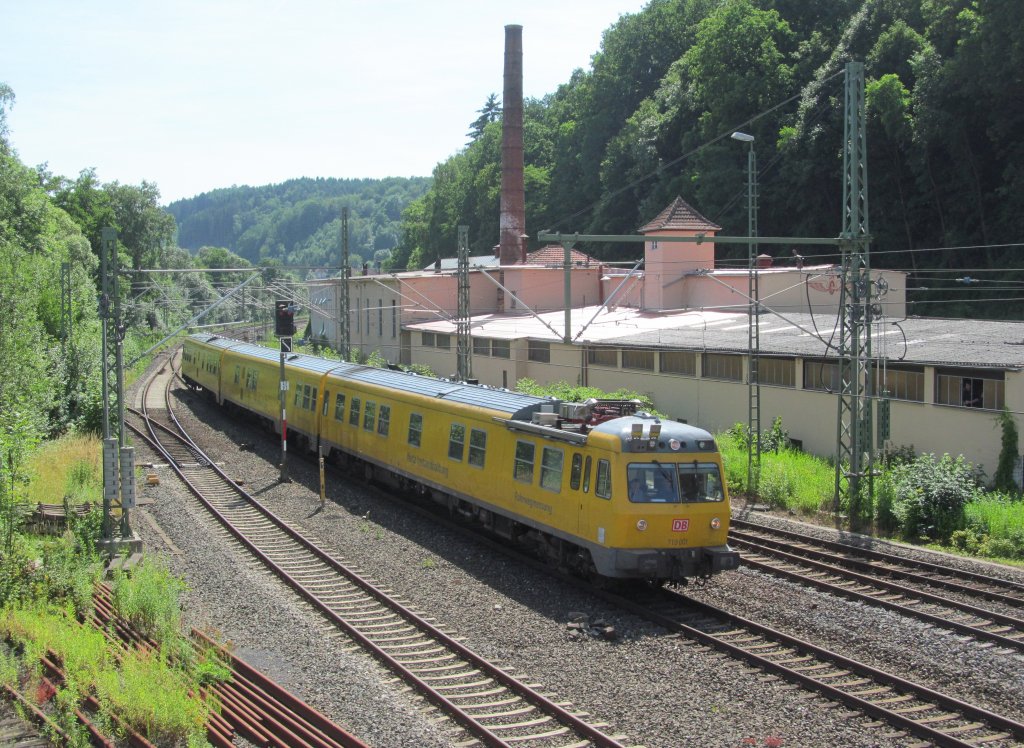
[181,334,739,584]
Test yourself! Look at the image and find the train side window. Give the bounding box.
[514,440,535,483]
[311,387,318,413]
[448,423,466,461]
[595,459,612,499]
[234,365,241,385]
[302,385,311,411]
[408,413,423,447]
[294,385,302,407]
[334,393,346,421]
[378,405,391,436]
[570,454,583,490]
[468,428,486,468]
[540,447,564,492]
[583,456,592,493]
[349,397,361,426]
[322,390,330,417]
[364,401,376,431]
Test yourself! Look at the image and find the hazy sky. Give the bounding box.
[2,0,649,204]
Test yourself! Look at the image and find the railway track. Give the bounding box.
[727,518,1024,651]
[127,354,636,748]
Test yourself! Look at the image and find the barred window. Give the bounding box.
[622,348,654,371]
[378,405,391,436]
[757,357,796,388]
[514,440,535,483]
[528,341,550,363]
[660,350,696,376]
[408,412,423,447]
[492,339,511,359]
[349,397,361,426]
[540,447,564,492]
[334,393,346,421]
[874,366,924,402]
[468,428,487,467]
[803,360,841,392]
[936,369,1004,410]
[703,353,743,381]
[363,401,376,431]
[587,347,618,367]
[448,423,465,461]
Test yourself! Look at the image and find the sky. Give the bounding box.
[2,0,649,205]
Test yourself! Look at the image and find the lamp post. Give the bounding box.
[732,131,760,496]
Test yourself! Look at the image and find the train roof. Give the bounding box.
[189,334,556,420]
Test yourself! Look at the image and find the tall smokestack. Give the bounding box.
[499,24,526,266]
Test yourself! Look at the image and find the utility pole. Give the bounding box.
[562,239,574,344]
[98,228,137,556]
[456,225,472,381]
[339,207,351,361]
[835,61,874,524]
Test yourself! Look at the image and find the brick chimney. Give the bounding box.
[499,24,525,266]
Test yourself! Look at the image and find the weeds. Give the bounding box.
[110,555,186,648]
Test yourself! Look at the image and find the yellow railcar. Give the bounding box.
[181,334,739,583]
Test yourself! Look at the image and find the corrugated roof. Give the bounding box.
[638,196,722,233]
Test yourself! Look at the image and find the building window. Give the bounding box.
[935,369,1005,410]
[569,453,583,490]
[660,350,697,376]
[757,357,796,388]
[874,366,924,402]
[436,333,451,350]
[473,337,490,356]
[587,347,618,367]
[378,298,383,337]
[514,440,535,483]
[492,339,511,359]
[391,300,397,339]
[528,341,550,363]
[422,331,435,348]
[448,423,465,461]
[349,397,361,427]
[378,405,390,436]
[595,459,612,499]
[622,348,654,371]
[703,353,743,381]
[363,401,376,431]
[540,447,564,492]
[468,428,487,467]
[356,298,361,333]
[408,412,423,447]
[334,393,346,421]
[803,360,841,392]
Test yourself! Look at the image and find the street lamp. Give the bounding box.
[732,131,760,495]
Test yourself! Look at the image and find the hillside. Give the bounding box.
[166,176,431,270]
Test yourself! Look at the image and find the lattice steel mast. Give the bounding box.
[456,225,473,381]
[339,207,351,360]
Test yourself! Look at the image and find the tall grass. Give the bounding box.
[25,434,101,507]
[110,556,186,649]
[966,494,1024,543]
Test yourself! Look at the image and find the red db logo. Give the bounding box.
[672,519,689,532]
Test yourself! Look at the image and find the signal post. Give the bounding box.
[275,300,297,482]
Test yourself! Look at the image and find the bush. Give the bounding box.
[110,556,186,648]
[885,454,977,541]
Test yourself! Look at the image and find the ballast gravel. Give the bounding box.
[127,366,1024,748]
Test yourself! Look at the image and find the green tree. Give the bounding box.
[467,93,501,142]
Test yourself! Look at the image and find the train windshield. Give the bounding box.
[627,462,725,504]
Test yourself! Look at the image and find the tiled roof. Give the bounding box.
[638,196,722,233]
[526,244,598,266]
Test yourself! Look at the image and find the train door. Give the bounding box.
[573,453,592,538]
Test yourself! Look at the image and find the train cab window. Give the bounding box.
[349,398,361,426]
[364,401,376,431]
[408,413,423,447]
[468,429,487,467]
[569,454,583,490]
[627,464,680,503]
[514,440,535,483]
[582,456,592,493]
[595,459,612,499]
[322,391,330,417]
[378,405,391,436]
[540,448,564,492]
[677,463,725,503]
[334,393,346,421]
[448,423,466,461]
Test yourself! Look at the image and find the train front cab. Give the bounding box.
[583,417,740,582]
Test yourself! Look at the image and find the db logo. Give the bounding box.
[672,519,690,532]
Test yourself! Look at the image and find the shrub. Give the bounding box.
[110,556,186,647]
[885,454,977,541]
[993,408,1020,495]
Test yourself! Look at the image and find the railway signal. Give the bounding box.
[275,300,297,337]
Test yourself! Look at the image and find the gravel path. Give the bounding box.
[127,363,1024,748]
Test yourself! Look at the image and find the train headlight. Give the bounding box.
[636,519,648,531]
[710,517,722,530]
